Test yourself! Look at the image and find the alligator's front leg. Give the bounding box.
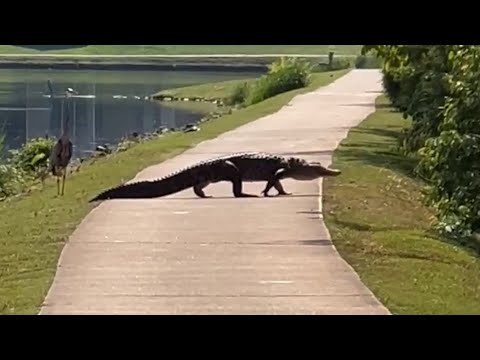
[261,168,291,197]
[262,180,291,197]
[273,180,291,196]
[232,179,258,198]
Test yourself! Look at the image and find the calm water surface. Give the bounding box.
[0,69,262,158]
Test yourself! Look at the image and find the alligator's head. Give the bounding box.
[287,158,341,180]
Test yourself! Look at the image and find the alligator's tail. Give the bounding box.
[89,168,198,202]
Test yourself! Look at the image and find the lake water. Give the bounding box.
[0,69,262,159]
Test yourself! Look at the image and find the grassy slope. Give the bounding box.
[153,78,257,99]
[3,45,362,55]
[0,69,348,315]
[323,96,480,315]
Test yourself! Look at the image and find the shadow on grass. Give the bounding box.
[340,102,391,109]
[332,215,480,260]
[337,117,417,179]
[18,45,86,51]
[355,127,405,139]
[338,102,480,256]
[339,147,416,179]
[340,103,403,113]
[333,218,405,233]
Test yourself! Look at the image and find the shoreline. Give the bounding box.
[0,54,358,72]
[0,61,269,72]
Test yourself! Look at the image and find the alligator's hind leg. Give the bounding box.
[223,160,257,198]
[193,182,212,198]
[232,178,258,198]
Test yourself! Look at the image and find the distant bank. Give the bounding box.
[0,54,356,72]
[1,45,362,56]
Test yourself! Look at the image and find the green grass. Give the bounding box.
[0,69,348,314]
[3,45,362,55]
[323,96,480,315]
[153,78,257,100]
[159,101,218,114]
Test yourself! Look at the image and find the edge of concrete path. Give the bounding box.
[38,69,392,315]
[38,203,106,315]
[312,72,392,315]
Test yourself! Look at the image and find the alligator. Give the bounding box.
[89,152,341,202]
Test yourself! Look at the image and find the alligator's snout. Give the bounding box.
[323,167,341,176]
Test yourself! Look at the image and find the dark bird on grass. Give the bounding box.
[48,86,78,196]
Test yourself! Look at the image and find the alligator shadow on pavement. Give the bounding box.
[296,210,324,220]
[298,239,332,246]
[185,150,334,157]
[157,193,322,200]
[297,210,322,215]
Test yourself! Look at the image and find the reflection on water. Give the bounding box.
[0,68,262,158]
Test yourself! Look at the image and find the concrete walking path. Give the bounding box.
[39,69,391,315]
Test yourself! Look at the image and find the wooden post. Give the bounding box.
[328,51,334,66]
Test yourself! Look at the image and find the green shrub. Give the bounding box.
[244,57,311,106]
[417,46,480,240]
[362,45,447,152]
[311,58,352,73]
[0,131,4,153]
[224,82,249,106]
[362,46,428,113]
[363,45,480,244]
[0,134,56,199]
[386,64,420,113]
[9,137,55,173]
[328,57,352,71]
[381,71,401,105]
[0,133,30,198]
[0,163,29,198]
[400,46,450,154]
[354,55,382,69]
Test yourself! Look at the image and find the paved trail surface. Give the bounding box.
[40,69,390,315]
